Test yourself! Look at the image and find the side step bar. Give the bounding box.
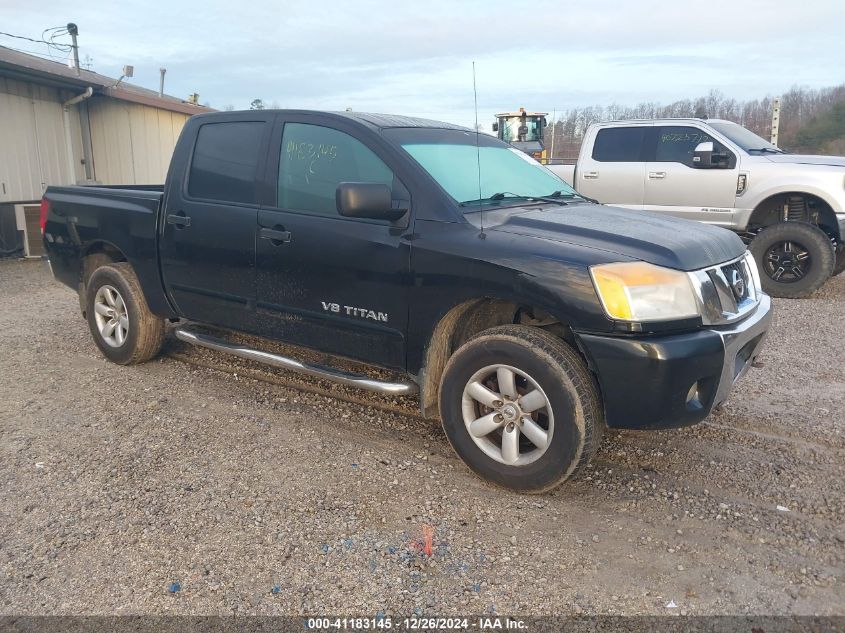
[174,327,418,396]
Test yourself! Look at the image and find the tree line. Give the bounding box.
[544,84,845,161]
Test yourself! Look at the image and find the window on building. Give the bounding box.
[277,123,393,216]
[188,121,264,204]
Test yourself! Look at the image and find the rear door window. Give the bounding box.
[591,127,647,162]
[188,121,265,204]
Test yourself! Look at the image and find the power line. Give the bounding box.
[0,29,72,52]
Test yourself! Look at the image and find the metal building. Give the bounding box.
[0,45,213,256]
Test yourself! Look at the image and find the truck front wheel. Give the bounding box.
[749,222,835,298]
[85,263,165,365]
[438,325,605,493]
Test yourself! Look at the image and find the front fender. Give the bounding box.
[739,175,845,238]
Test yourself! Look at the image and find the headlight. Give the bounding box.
[590,261,700,322]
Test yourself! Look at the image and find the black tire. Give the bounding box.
[438,325,605,493]
[749,222,835,298]
[833,246,845,277]
[85,263,165,365]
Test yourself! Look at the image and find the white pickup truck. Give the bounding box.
[549,119,845,297]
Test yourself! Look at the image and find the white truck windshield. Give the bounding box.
[708,121,784,154]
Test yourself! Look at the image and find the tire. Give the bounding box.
[85,263,165,365]
[749,222,835,298]
[438,325,605,493]
[833,246,845,277]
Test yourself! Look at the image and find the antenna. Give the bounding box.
[472,61,485,238]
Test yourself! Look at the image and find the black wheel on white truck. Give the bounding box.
[749,222,835,298]
[438,325,605,494]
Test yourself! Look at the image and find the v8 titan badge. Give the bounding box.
[322,301,388,323]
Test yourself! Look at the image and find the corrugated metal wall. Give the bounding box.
[0,77,77,202]
[88,97,190,184]
[0,77,191,203]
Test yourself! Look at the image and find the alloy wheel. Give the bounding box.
[93,285,129,348]
[763,240,811,283]
[461,364,553,466]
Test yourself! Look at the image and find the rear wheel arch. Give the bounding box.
[78,242,130,317]
[418,297,577,419]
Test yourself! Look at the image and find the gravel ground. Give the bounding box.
[0,258,843,616]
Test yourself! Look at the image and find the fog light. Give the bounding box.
[686,381,701,406]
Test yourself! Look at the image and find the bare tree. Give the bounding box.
[541,83,845,161]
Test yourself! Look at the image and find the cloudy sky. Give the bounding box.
[2,0,843,129]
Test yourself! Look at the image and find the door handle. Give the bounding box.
[583,171,599,179]
[648,171,667,179]
[166,213,191,228]
[259,227,292,245]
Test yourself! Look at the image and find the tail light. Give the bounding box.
[40,198,50,233]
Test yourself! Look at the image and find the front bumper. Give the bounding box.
[576,294,772,430]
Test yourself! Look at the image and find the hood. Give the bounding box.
[765,154,845,167]
[489,204,746,271]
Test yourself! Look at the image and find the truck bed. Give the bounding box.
[42,184,175,318]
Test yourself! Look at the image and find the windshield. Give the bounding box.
[708,121,783,153]
[384,127,576,207]
[500,116,543,143]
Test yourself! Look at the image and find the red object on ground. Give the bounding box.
[422,524,434,557]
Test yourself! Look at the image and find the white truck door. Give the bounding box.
[577,125,649,209]
[644,125,739,225]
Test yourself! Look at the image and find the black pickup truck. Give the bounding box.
[42,110,772,492]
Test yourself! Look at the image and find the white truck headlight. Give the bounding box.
[590,261,700,322]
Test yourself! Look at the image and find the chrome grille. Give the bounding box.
[689,252,762,325]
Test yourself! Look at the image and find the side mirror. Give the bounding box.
[492,122,498,132]
[692,141,714,168]
[336,182,406,221]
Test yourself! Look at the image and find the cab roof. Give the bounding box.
[495,112,548,118]
[600,117,736,125]
[332,111,470,131]
[207,109,471,132]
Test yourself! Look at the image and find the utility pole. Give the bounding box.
[67,23,80,76]
[771,96,781,146]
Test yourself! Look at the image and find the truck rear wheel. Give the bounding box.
[85,263,165,365]
[438,325,604,493]
[749,222,834,298]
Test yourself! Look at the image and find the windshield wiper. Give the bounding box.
[553,191,600,204]
[748,147,785,154]
[460,191,569,207]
